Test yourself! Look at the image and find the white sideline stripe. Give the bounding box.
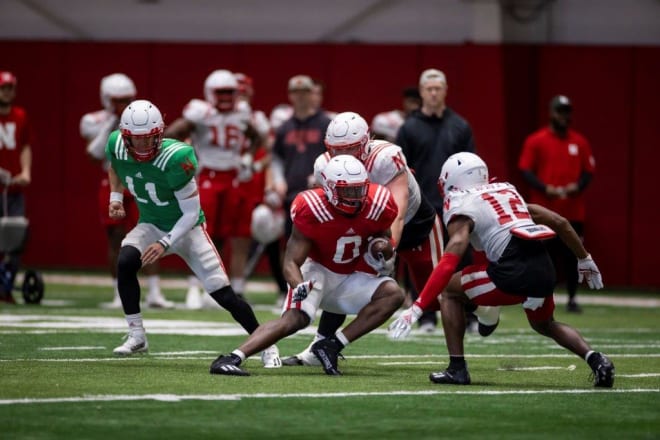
[618,373,660,378]
[39,346,105,351]
[1,389,658,405]
[3,353,660,363]
[496,366,577,371]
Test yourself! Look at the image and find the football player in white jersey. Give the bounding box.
[165,70,266,306]
[388,152,614,388]
[80,73,173,309]
[282,112,496,366]
[234,72,289,302]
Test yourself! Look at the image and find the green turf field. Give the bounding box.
[1,273,658,439]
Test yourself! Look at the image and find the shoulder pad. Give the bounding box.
[183,99,214,123]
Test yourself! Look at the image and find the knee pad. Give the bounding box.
[117,246,142,275]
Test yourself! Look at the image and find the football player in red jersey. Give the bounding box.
[210,155,405,376]
[0,71,32,303]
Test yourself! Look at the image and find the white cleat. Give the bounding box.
[102,292,123,309]
[113,333,148,356]
[185,286,203,310]
[281,346,322,366]
[146,290,174,309]
[261,344,282,368]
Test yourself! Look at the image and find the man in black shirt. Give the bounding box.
[271,75,332,236]
[396,68,477,331]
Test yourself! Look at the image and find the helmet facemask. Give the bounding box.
[122,130,163,163]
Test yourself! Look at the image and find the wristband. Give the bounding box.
[158,235,172,250]
[110,192,124,204]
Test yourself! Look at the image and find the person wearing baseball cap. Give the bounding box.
[0,70,34,304]
[518,95,596,313]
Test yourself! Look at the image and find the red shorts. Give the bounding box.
[98,178,138,228]
[460,264,555,322]
[198,168,254,239]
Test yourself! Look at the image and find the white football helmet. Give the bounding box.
[325,112,370,159]
[251,204,285,244]
[100,73,136,112]
[320,154,369,215]
[204,69,238,111]
[269,104,293,130]
[439,152,489,195]
[119,100,164,163]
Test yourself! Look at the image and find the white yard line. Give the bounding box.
[0,388,658,405]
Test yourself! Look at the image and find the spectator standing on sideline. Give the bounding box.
[80,73,173,309]
[518,95,596,313]
[0,71,32,304]
[106,99,280,368]
[271,75,331,236]
[389,152,613,388]
[395,68,476,331]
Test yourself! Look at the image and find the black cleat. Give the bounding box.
[281,355,304,366]
[311,338,343,376]
[429,367,471,385]
[566,301,583,313]
[478,318,499,337]
[210,354,250,376]
[588,352,615,388]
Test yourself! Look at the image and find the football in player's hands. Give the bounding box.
[368,237,394,261]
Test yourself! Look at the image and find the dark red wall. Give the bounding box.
[1,41,658,288]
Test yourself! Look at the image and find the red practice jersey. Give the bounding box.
[291,184,398,275]
[0,106,32,181]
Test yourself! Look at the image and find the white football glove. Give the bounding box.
[364,240,397,277]
[237,153,254,182]
[387,304,423,340]
[578,254,603,289]
[290,280,315,302]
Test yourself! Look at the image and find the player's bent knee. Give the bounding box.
[117,246,142,275]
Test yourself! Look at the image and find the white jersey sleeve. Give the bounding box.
[364,140,421,224]
[80,110,115,140]
[443,182,538,261]
[313,152,331,187]
[183,99,215,124]
[251,110,271,139]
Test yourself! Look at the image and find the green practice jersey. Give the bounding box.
[105,131,205,232]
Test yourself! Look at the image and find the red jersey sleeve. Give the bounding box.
[518,131,538,171]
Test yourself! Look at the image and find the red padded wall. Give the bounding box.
[0,40,658,288]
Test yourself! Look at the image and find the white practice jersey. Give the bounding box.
[80,109,117,170]
[314,140,422,224]
[182,99,251,171]
[443,182,543,262]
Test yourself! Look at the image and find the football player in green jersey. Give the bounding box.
[105,100,281,367]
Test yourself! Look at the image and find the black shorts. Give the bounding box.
[487,236,556,298]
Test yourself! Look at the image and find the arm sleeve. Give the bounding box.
[159,180,201,248]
